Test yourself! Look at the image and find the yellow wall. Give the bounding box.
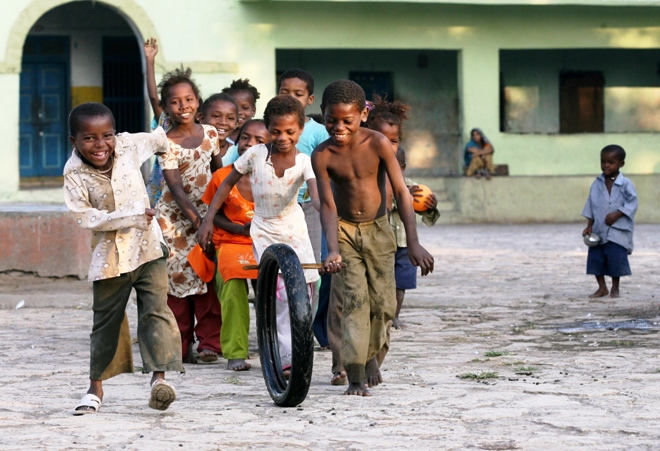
[71,86,103,108]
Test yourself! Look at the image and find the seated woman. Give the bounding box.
[201,119,269,371]
[464,128,495,179]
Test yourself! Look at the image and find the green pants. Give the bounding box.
[91,245,184,380]
[334,215,397,383]
[215,273,250,360]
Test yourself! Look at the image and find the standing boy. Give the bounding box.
[64,103,183,414]
[582,144,638,298]
[312,80,434,396]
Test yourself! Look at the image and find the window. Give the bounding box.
[560,71,604,133]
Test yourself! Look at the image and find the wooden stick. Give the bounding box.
[243,262,347,271]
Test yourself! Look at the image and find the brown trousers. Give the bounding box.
[327,216,396,383]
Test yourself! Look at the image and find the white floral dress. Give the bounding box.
[156,124,220,297]
[233,144,319,284]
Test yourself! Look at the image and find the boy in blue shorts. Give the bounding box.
[391,147,439,329]
[582,144,638,298]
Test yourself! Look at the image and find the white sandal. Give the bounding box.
[72,393,102,415]
[149,379,176,411]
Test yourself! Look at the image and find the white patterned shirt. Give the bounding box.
[63,127,169,281]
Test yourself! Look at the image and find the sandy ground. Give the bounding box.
[2,223,660,450]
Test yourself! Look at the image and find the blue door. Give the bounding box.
[20,37,69,178]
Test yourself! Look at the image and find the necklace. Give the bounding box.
[97,165,113,174]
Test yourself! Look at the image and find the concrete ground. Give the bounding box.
[1,223,660,450]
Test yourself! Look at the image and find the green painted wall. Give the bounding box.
[3,1,660,200]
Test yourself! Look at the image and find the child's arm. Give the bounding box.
[379,139,434,275]
[130,127,169,165]
[214,209,251,237]
[144,38,162,120]
[606,180,638,226]
[64,175,150,231]
[162,169,204,229]
[197,168,243,246]
[311,149,342,273]
[307,178,320,212]
[583,218,594,236]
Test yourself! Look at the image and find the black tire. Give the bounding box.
[255,243,314,407]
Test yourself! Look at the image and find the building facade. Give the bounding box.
[2,0,660,202]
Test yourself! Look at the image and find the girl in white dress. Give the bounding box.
[198,95,320,370]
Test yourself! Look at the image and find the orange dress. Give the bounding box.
[201,166,258,281]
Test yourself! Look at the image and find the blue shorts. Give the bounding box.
[395,247,417,290]
[586,241,631,277]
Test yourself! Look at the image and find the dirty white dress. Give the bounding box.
[233,144,319,366]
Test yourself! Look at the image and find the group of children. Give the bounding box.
[63,37,637,414]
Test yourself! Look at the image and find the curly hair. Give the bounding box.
[200,93,238,116]
[221,78,261,106]
[69,102,115,136]
[278,68,315,95]
[364,95,411,139]
[321,80,366,112]
[263,95,305,128]
[157,66,201,109]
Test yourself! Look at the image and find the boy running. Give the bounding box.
[64,103,183,414]
[312,80,434,396]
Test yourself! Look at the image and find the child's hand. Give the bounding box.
[425,193,438,210]
[242,222,251,237]
[408,242,434,276]
[582,225,592,236]
[197,220,214,249]
[322,252,343,274]
[145,208,156,225]
[605,211,623,226]
[144,38,158,61]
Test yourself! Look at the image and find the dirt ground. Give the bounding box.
[1,223,660,450]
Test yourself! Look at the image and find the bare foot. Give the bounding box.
[331,371,347,386]
[392,317,404,330]
[365,357,382,388]
[589,287,609,298]
[283,369,290,380]
[183,342,197,364]
[344,381,371,396]
[198,349,219,363]
[227,359,251,371]
[610,288,620,298]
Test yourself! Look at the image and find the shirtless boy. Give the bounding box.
[312,80,434,396]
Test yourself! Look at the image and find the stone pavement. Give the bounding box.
[1,223,660,450]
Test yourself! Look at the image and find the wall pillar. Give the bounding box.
[0,73,20,198]
[458,44,500,170]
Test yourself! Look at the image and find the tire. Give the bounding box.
[255,243,314,407]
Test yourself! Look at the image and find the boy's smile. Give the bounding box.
[203,99,237,140]
[601,151,624,177]
[323,103,368,146]
[278,77,314,109]
[70,116,116,171]
[165,82,199,124]
[268,114,303,153]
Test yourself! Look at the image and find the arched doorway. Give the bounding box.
[19,1,145,186]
